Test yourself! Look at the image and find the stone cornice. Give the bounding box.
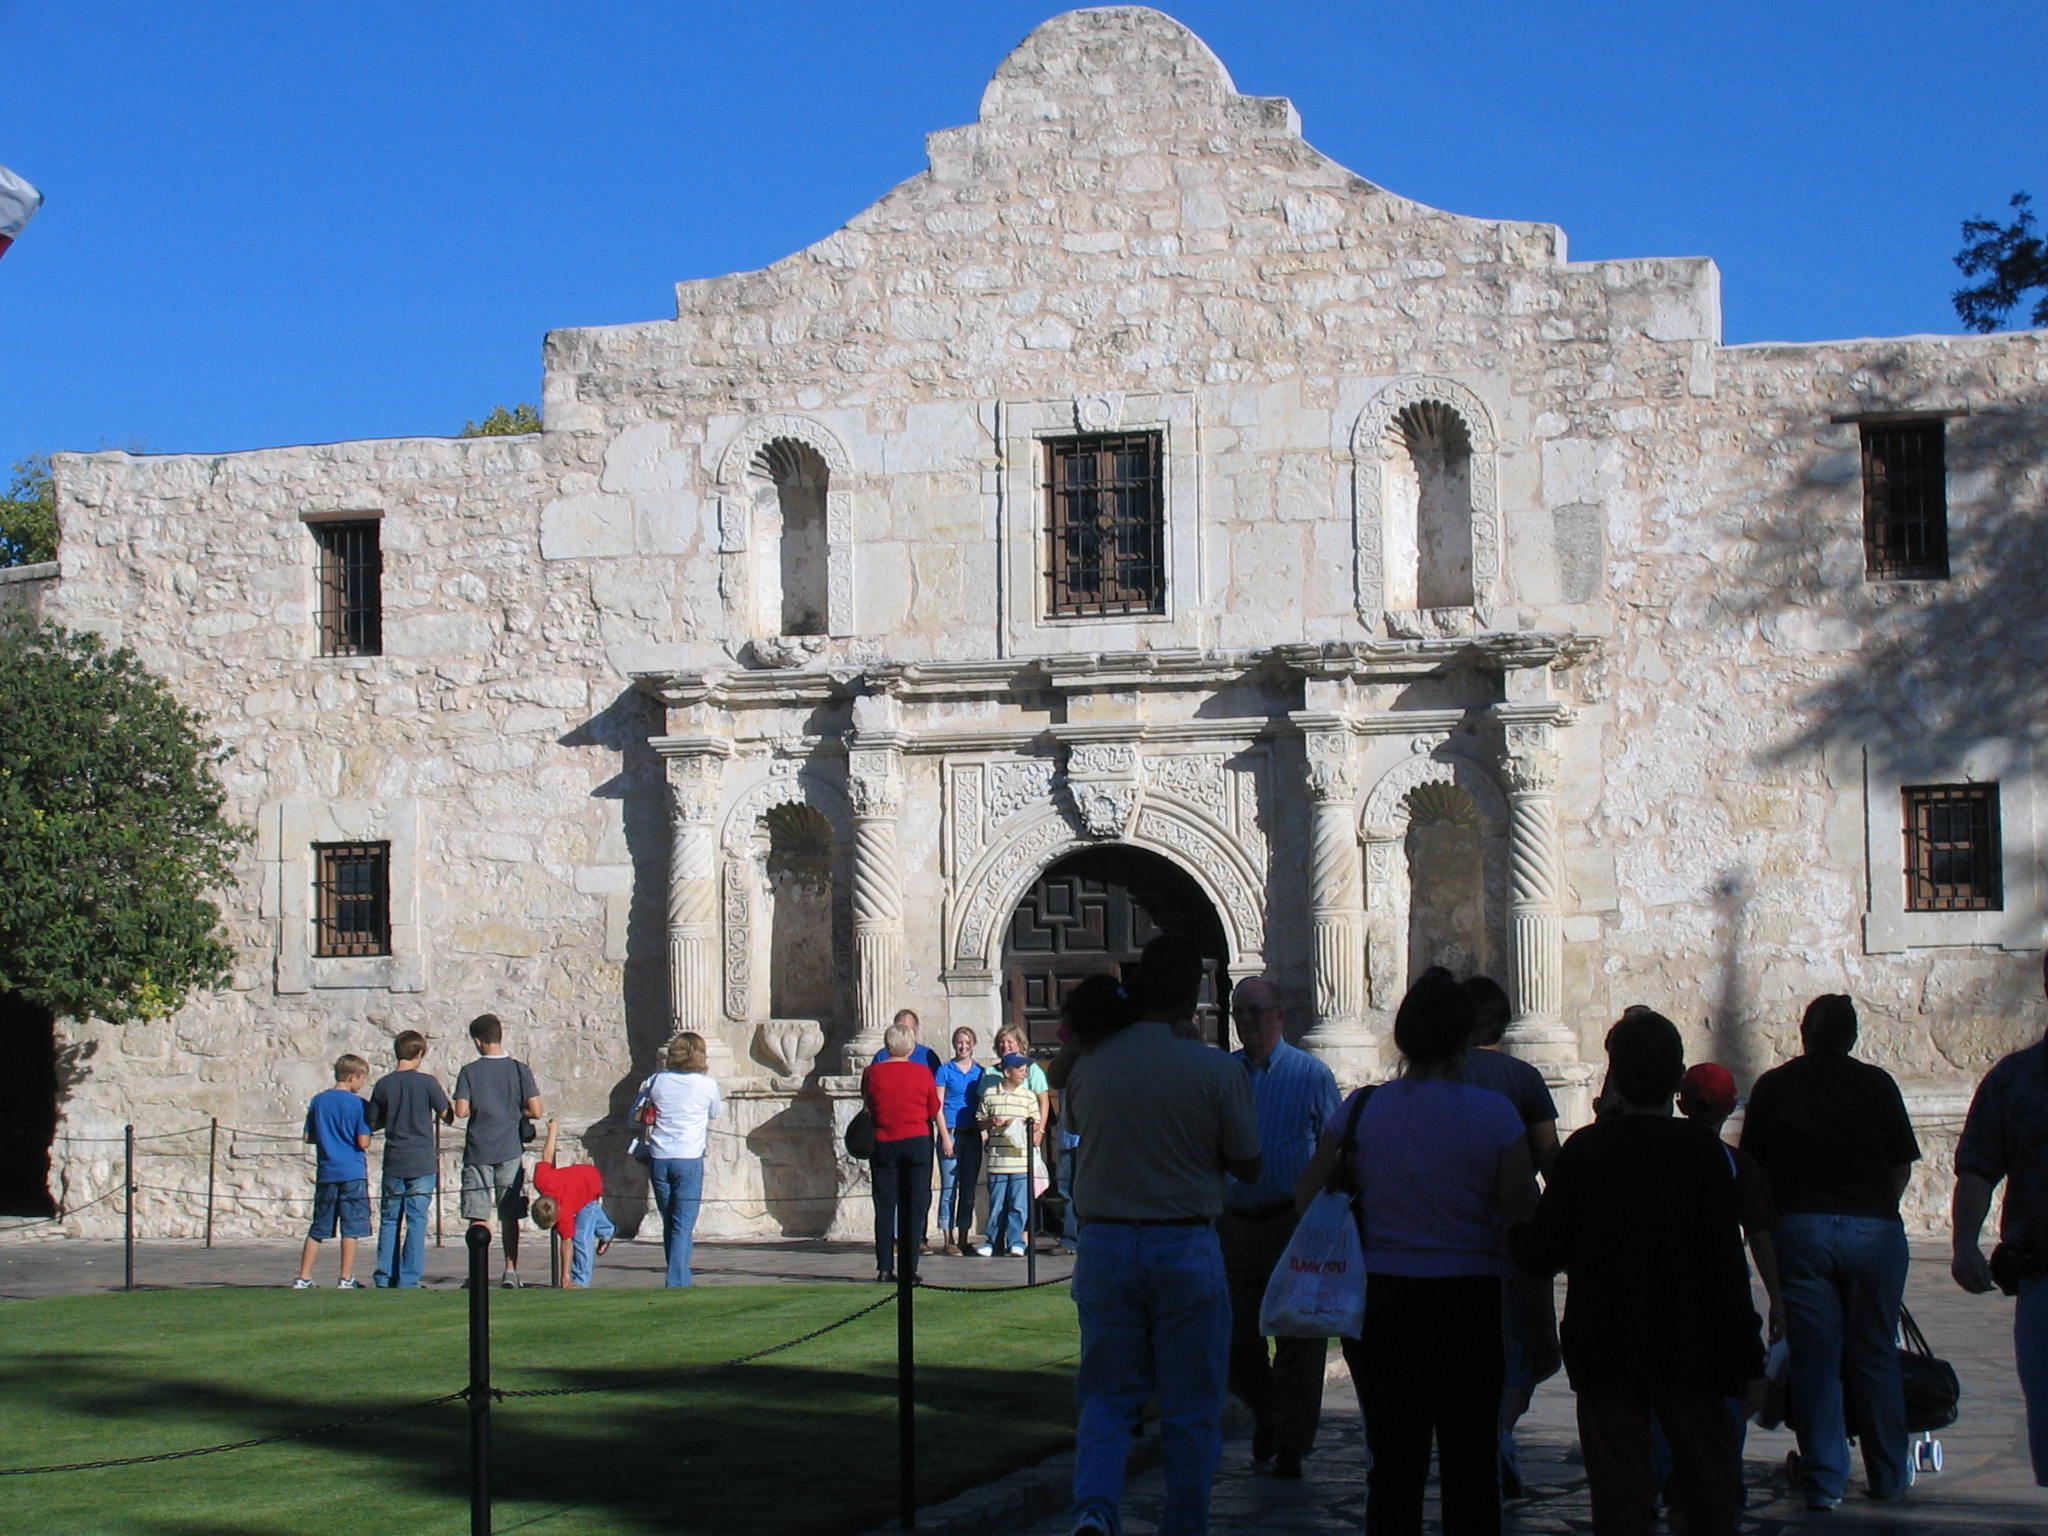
[632,632,1598,712]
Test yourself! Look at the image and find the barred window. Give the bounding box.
[1862,422,1948,580]
[1903,785,2000,912]
[1044,433,1165,618]
[314,842,391,956]
[313,520,383,656]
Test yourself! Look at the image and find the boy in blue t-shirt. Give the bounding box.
[294,1053,374,1289]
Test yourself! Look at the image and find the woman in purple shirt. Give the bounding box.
[1303,973,1538,1536]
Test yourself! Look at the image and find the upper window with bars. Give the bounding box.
[312,520,383,656]
[1043,432,1166,619]
[1861,421,1949,581]
[1903,784,2001,912]
[314,841,392,957]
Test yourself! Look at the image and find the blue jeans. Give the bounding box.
[373,1174,435,1287]
[938,1127,981,1238]
[571,1200,615,1287]
[2017,1275,2048,1485]
[1071,1221,1231,1536]
[650,1158,704,1288]
[1776,1213,1910,1500]
[987,1172,1027,1252]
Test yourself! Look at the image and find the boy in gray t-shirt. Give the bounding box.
[452,1013,543,1287]
[368,1030,452,1288]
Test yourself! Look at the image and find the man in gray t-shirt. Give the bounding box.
[452,1013,543,1287]
[1055,934,1261,1536]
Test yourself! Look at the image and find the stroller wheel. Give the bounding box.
[1917,1438,1943,1473]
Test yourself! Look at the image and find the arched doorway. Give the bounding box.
[0,993,58,1216]
[1001,846,1230,1050]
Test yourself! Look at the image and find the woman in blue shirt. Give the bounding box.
[934,1027,986,1255]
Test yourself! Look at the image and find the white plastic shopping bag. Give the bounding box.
[1258,1191,1365,1339]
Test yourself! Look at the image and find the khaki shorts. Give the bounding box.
[460,1158,526,1222]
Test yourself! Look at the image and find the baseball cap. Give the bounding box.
[1679,1062,1738,1119]
[1000,1052,1032,1069]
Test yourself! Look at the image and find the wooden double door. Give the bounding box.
[1001,846,1230,1050]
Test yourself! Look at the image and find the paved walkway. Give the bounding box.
[3,1234,2040,1532]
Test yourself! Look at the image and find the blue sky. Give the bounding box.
[2,1,2042,473]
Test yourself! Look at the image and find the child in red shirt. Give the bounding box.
[532,1119,614,1287]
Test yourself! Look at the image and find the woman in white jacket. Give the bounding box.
[639,1032,722,1287]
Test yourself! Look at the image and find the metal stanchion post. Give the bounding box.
[466,1223,493,1536]
[434,1122,445,1249]
[550,1228,562,1288]
[123,1124,136,1292]
[204,1117,218,1249]
[1026,1120,1040,1286]
[897,1152,916,1532]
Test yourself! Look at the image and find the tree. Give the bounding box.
[0,455,55,567]
[0,611,248,1023]
[458,402,542,437]
[1953,192,2048,333]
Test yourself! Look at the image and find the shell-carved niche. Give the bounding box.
[1358,751,1510,1008]
[720,774,853,1073]
[1351,378,1502,636]
[715,415,855,642]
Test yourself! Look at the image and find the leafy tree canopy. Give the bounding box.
[0,611,248,1022]
[459,402,542,437]
[0,455,56,568]
[1954,192,2048,333]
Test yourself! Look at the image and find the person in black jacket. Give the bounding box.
[1740,993,1920,1509]
[1512,1008,1764,1536]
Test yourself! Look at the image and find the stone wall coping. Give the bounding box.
[0,560,57,586]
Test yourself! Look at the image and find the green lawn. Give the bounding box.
[0,1284,1081,1536]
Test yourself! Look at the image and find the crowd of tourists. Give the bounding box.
[295,1012,719,1290]
[1036,935,2047,1536]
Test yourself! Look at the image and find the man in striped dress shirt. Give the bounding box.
[1222,976,1342,1479]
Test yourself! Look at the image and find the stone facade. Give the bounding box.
[22,7,2047,1239]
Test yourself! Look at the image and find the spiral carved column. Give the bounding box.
[1502,725,1574,1061]
[1298,727,1374,1081]
[845,742,905,1072]
[665,744,734,1075]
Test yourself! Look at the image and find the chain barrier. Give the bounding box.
[493,1290,899,1400]
[0,1390,467,1477]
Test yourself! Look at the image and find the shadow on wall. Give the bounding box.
[562,685,674,1237]
[1711,346,2048,1063]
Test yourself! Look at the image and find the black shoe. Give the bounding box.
[1250,1426,1274,1464]
[1272,1450,1303,1480]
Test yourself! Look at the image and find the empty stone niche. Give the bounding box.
[749,437,830,638]
[754,801,834,1077]
[1403,781,1490,979]
[1383,400,1476,612]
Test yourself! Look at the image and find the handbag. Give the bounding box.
[625,1077,656,1165]
[1258,1189,1366,1338]
[844,1107,877,1160]
[1897,1306,1961,1433]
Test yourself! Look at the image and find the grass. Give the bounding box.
[0,1283,1081,1536]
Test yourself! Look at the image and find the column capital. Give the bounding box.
[1300,726,1359,805]
[666,748,729,825]
[1501,721,1561,796]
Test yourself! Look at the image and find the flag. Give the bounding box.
[0,164,43,260]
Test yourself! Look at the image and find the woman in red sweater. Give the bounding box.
[862,1020,951,1283]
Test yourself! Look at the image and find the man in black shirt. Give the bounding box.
[1740,994,1920,1509]
[1952,950,2048,1486]
[1513,1008,1763,1536]
[368,1030,452,1288]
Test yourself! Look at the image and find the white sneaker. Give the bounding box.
[1008,1246,1027,1257]
[335,1276,364,1290]
[291,1277,316,1290]
[974,1244,994,1257]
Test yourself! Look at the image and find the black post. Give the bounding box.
[466,1223,493,1536]
[897,1154,915,1531]
[434,1121,445,1248]
[550,1228,563,1289]
[204,1117,218,1250]
[1025,1119,1038,1287]
[123,1124,135,1291]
